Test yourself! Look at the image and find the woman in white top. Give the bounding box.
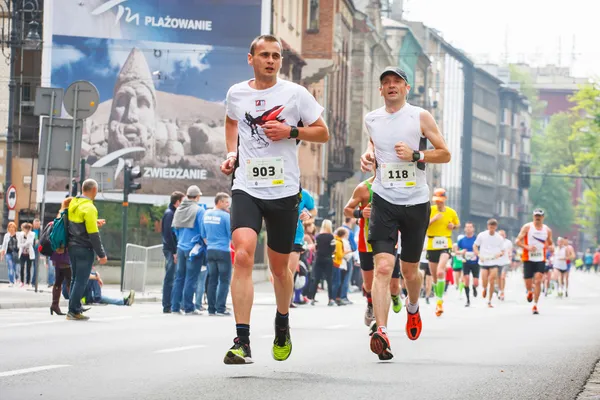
[0,222,20,286]
[17,223,36,286]
[553,237,569,297]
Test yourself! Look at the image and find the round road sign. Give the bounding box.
[6,185,17,210]
[64,80,100,120]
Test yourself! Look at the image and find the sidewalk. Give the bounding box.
[0,280,283,310]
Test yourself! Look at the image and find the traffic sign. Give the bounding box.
[6,185,17,210]
[64,80,100,120]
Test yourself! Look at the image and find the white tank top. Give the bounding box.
[526,223,549,262]
[366,103,429,205]
[554,246,568,271]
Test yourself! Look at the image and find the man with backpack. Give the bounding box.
[66,179,107,321]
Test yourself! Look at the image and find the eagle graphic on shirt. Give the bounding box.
[244,105,285,149]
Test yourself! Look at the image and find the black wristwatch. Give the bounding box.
[412,151,421,162]
[289,126,299,139]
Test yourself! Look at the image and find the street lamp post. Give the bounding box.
[0,0,42,232]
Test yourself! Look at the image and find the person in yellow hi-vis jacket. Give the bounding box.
[426,188,460,317]
[67,179,107,321]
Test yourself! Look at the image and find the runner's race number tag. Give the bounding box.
[529,247,543,261]
[247,157,284,187]
[465,251,476,261]
[381,162,416,188]
[432,236,448,249]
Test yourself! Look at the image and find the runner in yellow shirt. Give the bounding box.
[426,188,460,317]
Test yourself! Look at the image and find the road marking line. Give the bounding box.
[324,324,348,330]
[154,345,206,354]
[1,320,63,328]
[91,316,132,322]
[0,365,71,378]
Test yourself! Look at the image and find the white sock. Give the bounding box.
[379,326,387,334]
[407,302,419,314]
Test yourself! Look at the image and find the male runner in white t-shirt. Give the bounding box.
[220,35,329,365]
[360,66,451,360]
[473,219,505,308]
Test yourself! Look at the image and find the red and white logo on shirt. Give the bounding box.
[255,100,266,111]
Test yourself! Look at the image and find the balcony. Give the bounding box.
[327,117,354,184]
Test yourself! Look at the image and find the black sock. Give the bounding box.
[402,288,408,297]
[275,311,289,329]
[465,287,470,302]
[236,324,250,343]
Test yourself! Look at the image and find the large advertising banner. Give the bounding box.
[43,0,269,199]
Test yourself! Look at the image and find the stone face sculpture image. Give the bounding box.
[108,48,157,163]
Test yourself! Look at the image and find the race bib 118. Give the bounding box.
[381,162,416,188]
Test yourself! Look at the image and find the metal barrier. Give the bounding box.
[123,244,163,293]
[0,258,7,283]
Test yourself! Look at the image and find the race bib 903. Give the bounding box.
[246,157,284,187]
[381,162,416,188]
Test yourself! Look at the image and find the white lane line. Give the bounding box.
[324,324,348,330]
[0,365,71,378]
[91,316,132,322]
[154,345,206,354]
[1,319,64,328]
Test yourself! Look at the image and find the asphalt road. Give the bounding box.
[1,271,599,400]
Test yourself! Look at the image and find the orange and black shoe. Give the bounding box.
[532,305,539,315]
[406,308,422,341]
[370,326,393,361]
[435,299,444,317]
[527,290,533,303]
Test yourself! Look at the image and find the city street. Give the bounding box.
[1,271,599,400]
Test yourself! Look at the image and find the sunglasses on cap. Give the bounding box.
[533,209,545,216]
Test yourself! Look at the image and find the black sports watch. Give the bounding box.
[289,126,299,139]
[412,151,421,162]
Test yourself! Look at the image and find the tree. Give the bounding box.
[528,174,574,235]
[510,66,575,232]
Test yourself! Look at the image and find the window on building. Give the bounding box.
[22,82,31,102]
[511,143,517,158]
[308,0,319,31]
[503,108,510,125]
[288,0,294,25]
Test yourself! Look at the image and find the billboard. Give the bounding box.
[42,0,270,201]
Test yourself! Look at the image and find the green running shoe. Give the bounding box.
[272,326,292,361]
[224,338,253,365]
[391,295,402,313]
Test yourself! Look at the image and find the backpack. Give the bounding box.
[49,209,69,253]
[38,221,54,257]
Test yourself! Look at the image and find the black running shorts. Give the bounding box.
[368,193,430,263]
[523,261,546,279]
[359,252,374,272]
[230,189,300,255]
[426,249,451,263]
[463,263,480,279]
[419,262,431,276]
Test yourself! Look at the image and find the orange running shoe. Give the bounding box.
[370,327,393,360]
[527,291,533,303]
[532,305,539,315]
[406,309,422,341]
[488,302,494,308]
[435,300,444,317]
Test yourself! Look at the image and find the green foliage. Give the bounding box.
[529,174,574,235]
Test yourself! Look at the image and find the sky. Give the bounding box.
[402,0,600,79]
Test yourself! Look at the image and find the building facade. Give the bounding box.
[302,0,356,225]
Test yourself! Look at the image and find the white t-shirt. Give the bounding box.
[497,239,513,266]
[226,79,324,200]
[474,231,506,266]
